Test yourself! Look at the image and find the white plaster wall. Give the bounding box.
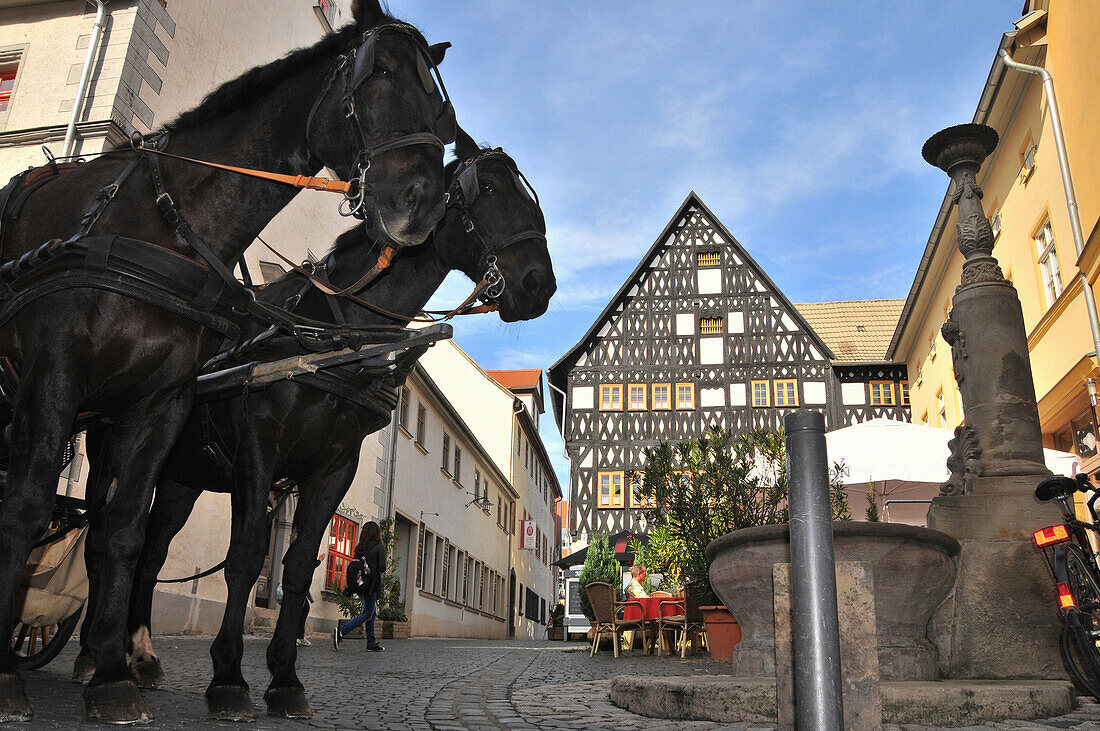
[803,382,827,405]
[841,383,866,405]
[699,337,723,364]
[697,269,722,294]
[571,386,593,409]
[675,313,694,336]
[729,383,747,406]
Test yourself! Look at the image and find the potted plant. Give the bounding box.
[376,518,410,639]
[577,532,620,645]
[631,427,850,660]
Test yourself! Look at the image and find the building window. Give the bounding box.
[773,380,798,407]
[598,471,624,508]
[326,515,358,591]
[415,403,426,446]
[629,473,655,509]
[915,365,923,387]
[1021,135,1037,179]
[752,380,770,407]
[870,381,895,406]
[454,446,462,484]
[652,384,671,410]
[599,384,622,410]
[675,383,695,410]
[700,316,723,334]
[441,433,451,473]
[314,0,338,31]
[0,66,15,117]
[900,381,910,406]
[990,207,1001,239]
[697,251,721,267]
[398,389,410,431]
[628,384,647,410]
[1035,218,1063,308]
[937,390,947,427]
[929,334,936,361]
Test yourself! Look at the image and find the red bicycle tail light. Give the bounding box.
[1059,583,1077,609]
[1034,525,1071,547]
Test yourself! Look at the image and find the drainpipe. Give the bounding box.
[545,380,570,460]
[999,49,1100,365]
[62,0,109,158]
[384,388,401,520]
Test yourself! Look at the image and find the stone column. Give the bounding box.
[922,124,1064,679]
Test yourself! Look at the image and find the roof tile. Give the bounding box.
[795,300,905,362]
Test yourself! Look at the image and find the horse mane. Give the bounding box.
[164,16,387,132]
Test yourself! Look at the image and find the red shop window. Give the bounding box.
[325,515,358,591]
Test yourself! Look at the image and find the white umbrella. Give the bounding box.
[824,418,1078,526]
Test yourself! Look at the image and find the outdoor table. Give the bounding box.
[622,596,685,654]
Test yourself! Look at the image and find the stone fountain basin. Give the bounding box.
[706,522,960,681]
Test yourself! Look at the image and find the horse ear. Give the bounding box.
[428,42,451,66]
[353,0,384,28]
[454,126,478,160]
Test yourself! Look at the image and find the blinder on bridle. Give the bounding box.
[315,21,457,219]
[447,148,546,302]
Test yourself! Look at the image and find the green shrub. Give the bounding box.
[577,532,620,621]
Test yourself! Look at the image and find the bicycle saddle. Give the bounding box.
[1036,474,1089,502]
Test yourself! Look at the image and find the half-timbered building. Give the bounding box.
[548,192,909,539]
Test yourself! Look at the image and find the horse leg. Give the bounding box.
[265,461,357,719]
[83,388,194,725]
[204,439,273,721]
[73,428,112,684]
[0,362,80,721]
[127,480,202,689]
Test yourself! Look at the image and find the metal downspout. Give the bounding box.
[63,0,109,158]
[384,388,401,519]
[999,49,1100,365]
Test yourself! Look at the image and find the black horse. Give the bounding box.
[0,1,454,723]
[82,128,554,720]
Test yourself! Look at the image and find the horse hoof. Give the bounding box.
[129,656,166,690]
[263,686,312,719]
[72,652,96,684]
[0,673,32,722]
[205,684,257,722]
[84,679,152,725]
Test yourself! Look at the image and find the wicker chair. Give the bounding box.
[585,582,647,657]
[658,584,706,658]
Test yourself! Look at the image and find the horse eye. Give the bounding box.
[375,64,391,78]
[480,182,495,195]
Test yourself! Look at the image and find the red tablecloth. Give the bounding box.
[621,596,684,622]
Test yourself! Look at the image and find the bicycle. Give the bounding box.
[1034,472,1100,699]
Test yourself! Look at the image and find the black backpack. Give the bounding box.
[344,556,371,595]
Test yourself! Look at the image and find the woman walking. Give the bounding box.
[333,521,386,651]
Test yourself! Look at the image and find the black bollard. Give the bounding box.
[784,410,843,730]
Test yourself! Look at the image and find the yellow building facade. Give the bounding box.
[890,0,1100,473]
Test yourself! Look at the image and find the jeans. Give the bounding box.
[339,592,378,646]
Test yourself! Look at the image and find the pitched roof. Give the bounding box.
[795,299,905,362]
[485,369,542,391]
[548,191,834,426]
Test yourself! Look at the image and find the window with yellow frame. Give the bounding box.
[773,379,798,407]
[627,384,647,410]
[900,381,910,406]
[598,471,624,508]
[675,383,695,409]
[870,381,895,406]
[652,383,671,410]
[751,380,770,407]
[599,384,622,411]
[700,316,723,334]
[629,472,655,509]
[696,251,720,267]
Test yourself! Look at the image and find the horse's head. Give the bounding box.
[438,128,556,322]
[308,0,455,248]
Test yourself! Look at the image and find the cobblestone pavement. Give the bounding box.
[13,636,1100,729]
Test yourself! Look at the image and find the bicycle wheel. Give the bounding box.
[1061,545,1100,699]
[9,604,83,671]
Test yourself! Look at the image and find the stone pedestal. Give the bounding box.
[774,562,882,730]
[927,476,1067,679]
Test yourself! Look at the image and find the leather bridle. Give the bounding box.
[306,21,458,220]
[446,148,546,303]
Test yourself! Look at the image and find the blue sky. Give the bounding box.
[391,1,1020,495]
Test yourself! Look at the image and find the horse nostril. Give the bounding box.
[404,180,425,209]
[523,270,542,294]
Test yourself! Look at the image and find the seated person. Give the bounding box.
[626,564,649,598]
